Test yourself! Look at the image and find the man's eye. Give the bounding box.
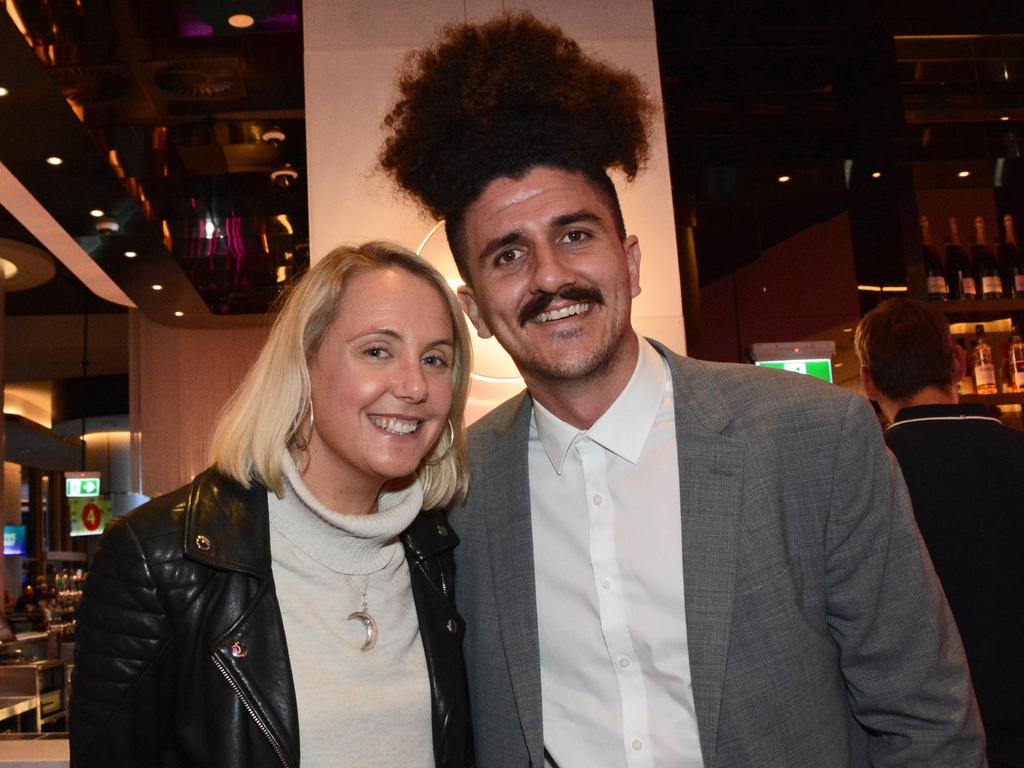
[561,229,589,244]
[494,248,523,266]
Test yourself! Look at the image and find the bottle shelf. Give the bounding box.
[928,298,1024,317]
[960,393,1024,406]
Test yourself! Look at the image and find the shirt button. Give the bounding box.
[617,655,631,668]
[592,494,603,506]
[600,577,611,589]
[632,738,644,751]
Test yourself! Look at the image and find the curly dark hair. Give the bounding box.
[379,12,656,278]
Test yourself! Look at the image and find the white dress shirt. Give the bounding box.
[530,336,703,768]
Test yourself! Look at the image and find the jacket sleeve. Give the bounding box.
[70,516,175,767]
[824,395,987,766]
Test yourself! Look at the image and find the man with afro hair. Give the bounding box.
[381,12,983,768]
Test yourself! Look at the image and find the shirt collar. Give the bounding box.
[532,336,668,473]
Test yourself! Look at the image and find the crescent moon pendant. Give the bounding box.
[346,611,379,651]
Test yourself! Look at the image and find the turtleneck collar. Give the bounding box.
[267,451,424,574]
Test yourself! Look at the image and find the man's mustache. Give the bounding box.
[519,287,604,326]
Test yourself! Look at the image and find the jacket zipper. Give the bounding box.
[438,566,449,599]
[211,654,290,768]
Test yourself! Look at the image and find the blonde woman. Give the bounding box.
[70,242,473,768]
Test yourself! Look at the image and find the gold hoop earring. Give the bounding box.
[425,418,455,466]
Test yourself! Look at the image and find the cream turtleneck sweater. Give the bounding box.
[267,452,433,768]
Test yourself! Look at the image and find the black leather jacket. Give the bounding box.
[69,468,472,767]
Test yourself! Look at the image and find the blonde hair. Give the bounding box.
[210,241,472,509]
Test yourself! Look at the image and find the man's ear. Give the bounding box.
[951,339,967,385]
[623,234,642,299]
[457,286,492,338]
[860,367,882,402]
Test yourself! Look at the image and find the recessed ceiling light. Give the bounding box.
[228,13,255,28]
[843,328,853,333]
[957,170,971,178]
[1001,115,1011,121]
[261,126,286,144]
[152,284,163,291]
[777,175,791,183]
[174,310,184,317]
[124,250,137,258]
[0,87,9,97]
[90,209,104,218]
[45,156,63,166]
[871,171,882,178]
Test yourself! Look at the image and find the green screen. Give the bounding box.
[755,358,833,383]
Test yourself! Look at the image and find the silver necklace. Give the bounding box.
[344,575,378,651]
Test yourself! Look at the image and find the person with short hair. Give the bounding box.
[70,242,474,768]
[857,297,1024,768]
[381,12,983,768]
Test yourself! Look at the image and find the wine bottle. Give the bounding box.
[972,324,997,395]
[1000,214,1024,299]
[1008,324,1024,394]
[973,216,1003,299]
[920,215,948,300]
[946,218,977,300]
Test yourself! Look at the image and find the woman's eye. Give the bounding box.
[423,354,451,368]
[364,345,389,359]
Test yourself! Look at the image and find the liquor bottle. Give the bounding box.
[1008,324,1024,394]
[972,324,997,395]
[920,215,948,300]
[957,337,975,395]
[945,218,977,300]
[1000,214,1024,299]
[973,216,1003,299]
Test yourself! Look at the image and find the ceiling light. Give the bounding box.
[95,216,119,235]
[152,284,163,291]
[777,175,791,183]
[228,13,255,28]
[843,328,853,333]
[957,170,971,178]
[46,156,63,166]
[261,126,286,144]
[124,250,137,258]
[90,209,104,218]
[1001,115,1011,121]
[0,258,19,280]
[174,311,184,317]
[871,171,882,178]
[0,87,8,97]
[270,163,299,188]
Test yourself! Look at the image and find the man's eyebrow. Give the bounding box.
[477,230,524,264]
[551,210,602,229]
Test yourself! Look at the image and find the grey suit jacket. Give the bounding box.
[449,342,984,768]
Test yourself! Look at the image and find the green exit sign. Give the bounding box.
[66,472,101,498]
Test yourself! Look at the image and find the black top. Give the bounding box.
[886,403,1024,765]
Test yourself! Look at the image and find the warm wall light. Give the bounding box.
[1001,116,1011,121]
[777,175,791,183]
[882,285,908,293]
[152,284,163,291]
[228,13,255,28]
[871,171,882,178]
[0,86,9,97]
[46,156,63,166]
[857,285,883,292]
[124,250,137,258]
[174,310,184,317]
[957,170,971,178]
[90,209,104,217]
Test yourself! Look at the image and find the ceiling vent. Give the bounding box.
[148,59,245,99]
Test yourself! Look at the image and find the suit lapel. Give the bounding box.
[658,344,745,768]
[482,394,545,765]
